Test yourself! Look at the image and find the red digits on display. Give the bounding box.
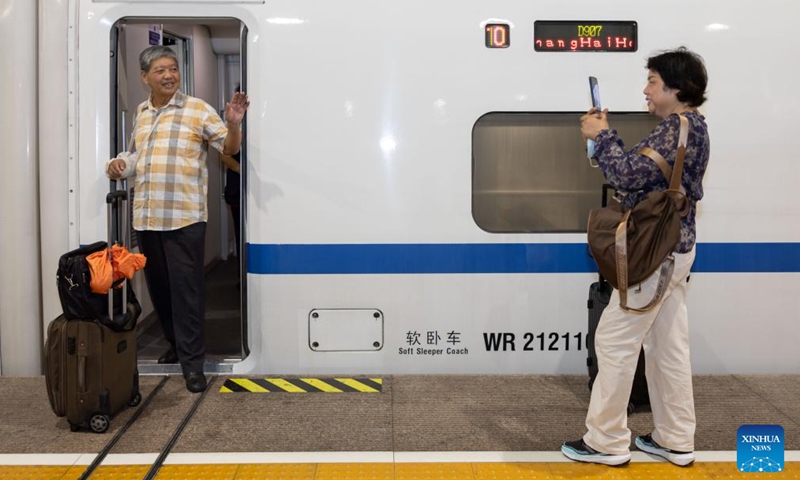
[485,24,510,48]
[534,36,634,51]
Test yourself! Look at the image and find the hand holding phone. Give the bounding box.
[587,76,601,160]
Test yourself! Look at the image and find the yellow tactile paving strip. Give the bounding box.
[1,462,798,479]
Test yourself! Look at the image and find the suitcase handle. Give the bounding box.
[105,190,127,204]
[106,181,130,323]
[601,183,615,208]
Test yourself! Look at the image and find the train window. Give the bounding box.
[472,113,658,233]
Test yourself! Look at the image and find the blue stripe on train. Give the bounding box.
[246,243,800,274]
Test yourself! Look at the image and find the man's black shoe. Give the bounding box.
[157,347,179,364]
[185,372,207,393]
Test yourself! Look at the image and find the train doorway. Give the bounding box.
[110,17,248,373]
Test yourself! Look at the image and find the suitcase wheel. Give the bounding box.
[89,414,110,433]
[69,423,81,433]
[128,392,142,407]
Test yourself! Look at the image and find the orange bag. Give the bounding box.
[85,245,146,294]
[110,244,146,282]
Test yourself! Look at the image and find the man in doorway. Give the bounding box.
[107,45,250,392]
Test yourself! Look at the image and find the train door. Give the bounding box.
[110,18,247,373]
[162,32,192,94]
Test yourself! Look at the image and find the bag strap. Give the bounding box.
[127,105,163,154]
[618,255,675,313]
[126,107,143,154]
[126,123,137,153]
[616,114,689,312]
[637,114,690,216]
[670,114,689,191]
[637,147,673,184]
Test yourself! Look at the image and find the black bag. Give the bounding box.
[47,183,141,433]
[586,277,611,388]
[57,241,110,322]
[586,185,649,414]
[586,275,649,414]
[56,188,141,331]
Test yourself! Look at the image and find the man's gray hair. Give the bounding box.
[139,46,178,72]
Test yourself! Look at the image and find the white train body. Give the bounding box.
[0,0,797,375]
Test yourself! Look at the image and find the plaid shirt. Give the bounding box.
[131,91,227,231]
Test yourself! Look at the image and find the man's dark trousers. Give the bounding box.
[138,222,206,375]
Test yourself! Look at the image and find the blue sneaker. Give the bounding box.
[635,434,695,466]
[561,439,631,466]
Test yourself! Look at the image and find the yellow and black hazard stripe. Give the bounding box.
[219,377,383,393]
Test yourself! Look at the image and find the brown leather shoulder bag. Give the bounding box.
[587,114,690,312]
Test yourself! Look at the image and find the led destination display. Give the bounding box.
[534,21,637,52]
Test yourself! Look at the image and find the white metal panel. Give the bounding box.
[69,0,800,376]
[687,274,800,374]
[39,0,71,343]
[308,309,383,352]
[74,1,800,245]
[0,0,42,375]
[234,273,800,375]
[240,0,800,245]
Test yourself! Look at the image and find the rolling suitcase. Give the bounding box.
[44,316,140,432]
[586,184,649,414]
[45,185,142,432]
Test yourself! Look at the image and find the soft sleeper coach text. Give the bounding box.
[398,347,469,356]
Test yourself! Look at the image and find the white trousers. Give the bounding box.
[584,249,696,455]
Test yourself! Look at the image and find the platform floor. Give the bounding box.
[0,373,798,479]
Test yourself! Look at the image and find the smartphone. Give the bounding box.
[589,76,602,109]
[587,76,601,159]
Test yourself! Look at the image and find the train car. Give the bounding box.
[0,0,797,376]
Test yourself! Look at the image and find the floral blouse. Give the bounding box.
[593,111,710,253]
